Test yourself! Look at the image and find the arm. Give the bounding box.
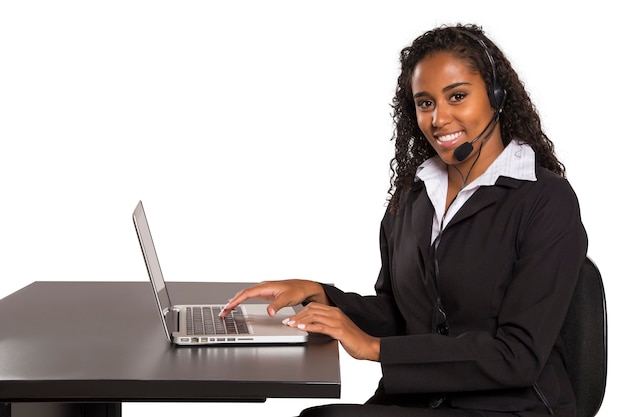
[283,206,405,361]
[319,205,405,338]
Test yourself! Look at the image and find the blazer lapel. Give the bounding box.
[409,182,435,278]
[446,176,524,229]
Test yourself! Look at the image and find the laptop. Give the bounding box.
[132,200,308,346]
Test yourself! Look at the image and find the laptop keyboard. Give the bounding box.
[185,306,250,336]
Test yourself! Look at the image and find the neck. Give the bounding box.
[447,137,505,198]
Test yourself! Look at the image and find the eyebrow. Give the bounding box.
[413,82,472,99]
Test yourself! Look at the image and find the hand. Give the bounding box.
[219,279,329,318]
[283,302,381,362]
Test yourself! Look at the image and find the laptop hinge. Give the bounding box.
[164,307,181,333]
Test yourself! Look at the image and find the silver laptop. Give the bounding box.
[132,200,308,346]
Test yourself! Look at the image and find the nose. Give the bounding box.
[431,103,452,128]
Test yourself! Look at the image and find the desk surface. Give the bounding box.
[0,281,340,402]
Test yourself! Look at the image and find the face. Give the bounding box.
[411,52,501,166]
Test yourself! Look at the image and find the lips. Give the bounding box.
[434,131,464,150]
[436,131,463,143]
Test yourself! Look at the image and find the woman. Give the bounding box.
[220,23,587,416]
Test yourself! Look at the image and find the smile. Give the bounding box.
[436,131,463,143]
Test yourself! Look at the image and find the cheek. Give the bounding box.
[415,114,439,151]
[461,107,485,129]
[416,116,437,148]
[415,111,431,135]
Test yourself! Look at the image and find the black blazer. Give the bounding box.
[323,166,588,416]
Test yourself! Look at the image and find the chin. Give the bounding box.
[436,150,459,165]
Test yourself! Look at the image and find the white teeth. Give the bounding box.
[437,132,462,142]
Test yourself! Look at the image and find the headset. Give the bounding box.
[456,28,506,109]
[452,28,508,162]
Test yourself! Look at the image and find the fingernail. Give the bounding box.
[282,318,290,325]
[297,324,306,330]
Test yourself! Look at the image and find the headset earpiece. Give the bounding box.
[489,78,505,110]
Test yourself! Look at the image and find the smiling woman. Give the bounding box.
[219,23,589,417]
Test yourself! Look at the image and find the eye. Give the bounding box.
[416,99,434,111]
[450,92,467,103]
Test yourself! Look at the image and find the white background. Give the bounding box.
[0,1,620,416]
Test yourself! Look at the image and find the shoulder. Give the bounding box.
[491,166,585,240]
[531,166,581,206]
[512,167,585,239]
[380,182,425,234]
[498,165,580,205]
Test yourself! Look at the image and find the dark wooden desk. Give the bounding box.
[0,281,340,417]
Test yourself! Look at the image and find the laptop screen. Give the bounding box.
[133,201,173,316]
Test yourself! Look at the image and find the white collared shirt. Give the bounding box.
[415,140,537,244]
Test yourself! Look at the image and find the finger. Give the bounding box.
[292,318,344,340]
[286,302,336,321]
[221,282,297,317]
[266,292,304,317]
[284,306,343,330]
[219,285,275,317]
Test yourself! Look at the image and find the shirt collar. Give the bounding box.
[415,139,537,187]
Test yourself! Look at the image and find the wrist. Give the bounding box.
[370,337,381,362]
[306,282,330,305]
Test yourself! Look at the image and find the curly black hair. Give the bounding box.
[387,23,564,211]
